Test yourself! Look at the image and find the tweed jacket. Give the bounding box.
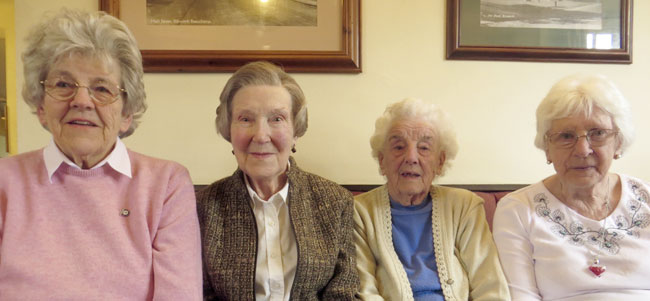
[197,157,360,300]
[354,185,510,300]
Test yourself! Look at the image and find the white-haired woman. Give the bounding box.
[354,98,509,300]
[0,9,201,299]
[493,74,650,300]
[198,61,359,300]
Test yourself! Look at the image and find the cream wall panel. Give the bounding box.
[14,1,650,186]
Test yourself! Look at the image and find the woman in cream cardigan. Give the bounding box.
[354,98,509,300]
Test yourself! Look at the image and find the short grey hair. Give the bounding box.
[22,8,146,137]
[534,74,635,154]
[215,61,308,142]
[370,98,459,177]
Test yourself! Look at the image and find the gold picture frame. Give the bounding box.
[100,0,361,72]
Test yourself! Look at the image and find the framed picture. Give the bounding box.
[99,0,361,72]
[446,0,632,64]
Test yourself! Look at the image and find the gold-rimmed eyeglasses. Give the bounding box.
[546,128,618,149]
[40,78,125,105]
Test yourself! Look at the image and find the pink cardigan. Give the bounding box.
[0,149,202,300]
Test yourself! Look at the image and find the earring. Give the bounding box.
[291,145,296,153]
[614,154,621,159]
[546,160,552,165]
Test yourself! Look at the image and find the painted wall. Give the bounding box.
[13,1,650,185]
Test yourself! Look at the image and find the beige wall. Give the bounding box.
[13,1,650,185]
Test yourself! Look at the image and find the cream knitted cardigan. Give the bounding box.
[353,185,510,300]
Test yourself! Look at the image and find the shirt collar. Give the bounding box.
[244,161,291,206]
[245,175,290,206]
[43,137,132,182]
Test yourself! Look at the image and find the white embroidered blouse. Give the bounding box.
[493,174,650,301]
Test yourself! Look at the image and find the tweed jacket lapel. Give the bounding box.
[201,169,258,300]
[285,157,341,298]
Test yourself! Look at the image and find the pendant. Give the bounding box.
[588,258,606,277]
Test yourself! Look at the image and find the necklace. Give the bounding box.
[587,176,611,278]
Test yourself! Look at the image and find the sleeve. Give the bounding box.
[201,259,217,301]
[151,166,203,300]
[492,194,542,301]
[196,188,218,301]
[456,194,511,301]
[321,192,361,300]
[353,200,384,301]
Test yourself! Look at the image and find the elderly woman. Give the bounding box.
[493,74,650,300]
[0,9,201,299]
[197,61,359,300]
[354,98,509,300]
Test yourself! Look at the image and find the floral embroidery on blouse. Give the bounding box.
[534,179,650,255]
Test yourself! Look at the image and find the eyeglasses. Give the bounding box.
[40,77,125,105]
[546,128,618,148]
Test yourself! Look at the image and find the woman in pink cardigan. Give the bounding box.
[0,9,201,299]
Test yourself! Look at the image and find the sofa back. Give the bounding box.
[472,191,512,230]
[344,184,523,230]
[195,184,524,230]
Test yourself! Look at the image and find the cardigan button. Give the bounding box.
[120,208,130,217]
[446,279,454,285]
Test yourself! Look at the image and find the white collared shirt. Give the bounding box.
[245,174,297,301]
[43,138,132,182]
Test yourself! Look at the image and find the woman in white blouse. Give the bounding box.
[493,74,650,300]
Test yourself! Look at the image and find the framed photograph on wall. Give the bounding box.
[446,0,632,64]
[99,0,361,72]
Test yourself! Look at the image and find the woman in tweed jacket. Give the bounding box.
[198,61,359,300]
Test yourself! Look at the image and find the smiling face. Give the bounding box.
[230,85,297,190]
[546,107,621,190]
[37,53,132,169]
[379,119,445,206]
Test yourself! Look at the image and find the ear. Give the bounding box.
[119,114,133,134]
[378,152,386,176]
[36,105,49,129]
[614,135,623,156]
[544,148,552,164]
[436,151,447,175]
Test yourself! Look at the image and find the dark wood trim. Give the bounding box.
[441,184,526,192]
[99,0,119,16]
[194,184,526,192]
[342,184,526,192]
[194,185,208,192]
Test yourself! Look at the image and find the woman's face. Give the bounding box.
[546,107,620,190]
[230,85,296,185]
[37,53,132,169]
[379,119,445,205]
